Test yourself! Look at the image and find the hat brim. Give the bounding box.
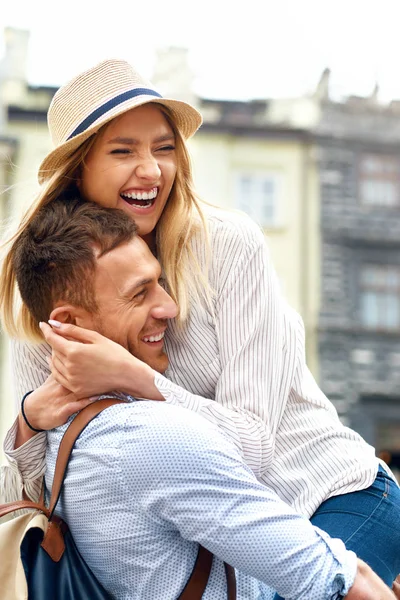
[38,96,202,184]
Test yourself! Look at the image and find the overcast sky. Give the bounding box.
[2,0,400,102]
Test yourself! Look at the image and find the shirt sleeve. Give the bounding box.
[1,339,50,502]
[1,419,46,502]
[11,338,51,406]
[156,220,304,477]
[120,406,357,600]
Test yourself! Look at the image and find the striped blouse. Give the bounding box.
[1,207,382,513]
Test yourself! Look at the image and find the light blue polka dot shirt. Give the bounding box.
[46,401,356,599]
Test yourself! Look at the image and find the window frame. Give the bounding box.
[359,263,400,332]
[234,171,283,229]
[358,154,400,208]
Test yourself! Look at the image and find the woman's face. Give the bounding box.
[80,104,177,243]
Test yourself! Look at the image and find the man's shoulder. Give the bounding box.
[117,402,245,496]
[47,401,225,490]
[49,401,240,481]
[120,402,241,465]
[122,401,221,446]
[54,401,221,451]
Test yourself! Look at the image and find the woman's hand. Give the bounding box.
[16,375,94,448]
[39,321,164,401]
[347,559,398,599]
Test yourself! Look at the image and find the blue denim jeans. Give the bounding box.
[274,465,400,599]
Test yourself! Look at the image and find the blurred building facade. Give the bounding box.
[271,69,400,475]
[316,83,400,476]
[0,29,399,477]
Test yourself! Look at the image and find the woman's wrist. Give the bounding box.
[15,390,45,449]
[15,411,39,449]
[118,356,164,400]
[21,391,45,433]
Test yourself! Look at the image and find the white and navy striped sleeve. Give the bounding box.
[1,339,50,502]
[1,422,46,502]
[11,338,51,408]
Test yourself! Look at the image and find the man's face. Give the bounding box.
[80,238,177,373]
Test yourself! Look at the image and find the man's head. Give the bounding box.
[13,197,177,373]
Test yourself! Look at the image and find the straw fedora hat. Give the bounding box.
[38,58,202,183]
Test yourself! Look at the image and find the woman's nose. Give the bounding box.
[135,156,161,181]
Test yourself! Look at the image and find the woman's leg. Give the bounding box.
[273,466,400,599]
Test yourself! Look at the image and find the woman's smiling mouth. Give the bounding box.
[121,187,158,209]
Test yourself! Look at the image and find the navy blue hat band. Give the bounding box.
[67,88,163,140]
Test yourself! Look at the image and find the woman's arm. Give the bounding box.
[38,224,296,479]
[14,376,94,447]
[2,424,46,503]
[1,340,93,502]
[1,339,49,502]
[39,321,269,477]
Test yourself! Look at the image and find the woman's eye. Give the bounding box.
[156,145,175,152]
[110,148,131,155]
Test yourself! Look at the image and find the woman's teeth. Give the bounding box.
[143,332,165,343]
[121,188,158,207]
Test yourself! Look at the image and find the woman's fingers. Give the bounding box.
[41,322,142,398]
[40,322,69,355]
[51,352,95,398]
[50,356,73,390]
[42,321,98,344]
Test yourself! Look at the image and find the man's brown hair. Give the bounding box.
[12,196,137,324]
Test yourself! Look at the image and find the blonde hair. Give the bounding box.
[0,105,212,342]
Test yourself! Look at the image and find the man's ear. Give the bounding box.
[49,304,93,327]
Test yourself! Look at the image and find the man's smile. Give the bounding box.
[142,330,165,344]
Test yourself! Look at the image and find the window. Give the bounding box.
[235,173,282,228]
[360,265,400,330]
[359,155,400,207]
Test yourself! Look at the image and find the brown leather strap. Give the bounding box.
[179,545,213,599]
[225,563,237,600]
[48,398,124,519]
[0,499,50,520]
[178,547,237,599]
